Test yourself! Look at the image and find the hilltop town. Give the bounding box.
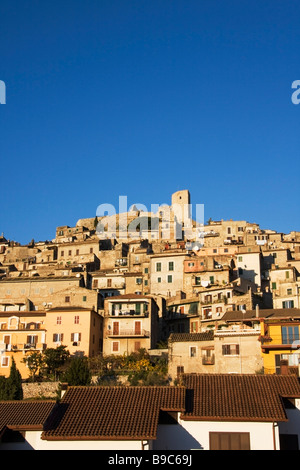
[1,189,300,451]
[1,189,300,381]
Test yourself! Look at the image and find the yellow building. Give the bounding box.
[0,310,47,378]
[45,307,103,358]
[260,314,300,374]
[0,307,103,379]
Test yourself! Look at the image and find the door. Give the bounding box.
[113,322,119,335]
[134,321,141,335]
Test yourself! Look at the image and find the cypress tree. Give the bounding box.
[7,357,23,400]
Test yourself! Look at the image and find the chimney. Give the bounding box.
[255,304,260,318]
[280,360,289,376]
[60,383,68,398]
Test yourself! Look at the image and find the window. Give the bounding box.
[167,275,173,283]
[107,279,112,287]
[65,296,70,303]
[71,333,81,343]
[195,276,201,285]
[82,296,87,302]
[135,303,141,315]
[136,278,142,285]
[282,326,299,345]
[134,341,141,351]
[53,333,64,342]
[61,251,64,256]
[157,277,161,283]
[68,250,72,256]
[144,267,148,274]
[112,341,119,352]
[203,308,212,319]
[26,335,37,346]
[282,300,294,308]
[168,261,174,271]
[74,315,80,324]
[209,276,214,284]
[56,316,62,325]
[156,262,161,272]
[1,356,9,367]
[144,280,148,286]
[190,321,198,333]
[286,271,290,279]
[222,344,240,355]
[93,280,98,288]
[272,282,277,290]
[210,432,250,450]
[188,262,195,267]
[238,256,243,262]
[76,249,79,255]
[90,248,93,254]
[190,346,197,357]
[287,288,293,295]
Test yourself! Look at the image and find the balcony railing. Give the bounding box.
[0,343,46,351]
[106,329,150,337]
[109,311,149,317]
[202,354,215,365]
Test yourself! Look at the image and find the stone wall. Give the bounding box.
[22,382,60,399]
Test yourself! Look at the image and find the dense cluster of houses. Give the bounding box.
[1,189,300,450]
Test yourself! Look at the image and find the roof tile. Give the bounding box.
[42,386,185,441]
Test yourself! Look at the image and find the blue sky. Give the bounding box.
[0,0,299,244]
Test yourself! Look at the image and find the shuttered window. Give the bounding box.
[209,432,250,450]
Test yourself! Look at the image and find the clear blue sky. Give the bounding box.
[0,0,299,244]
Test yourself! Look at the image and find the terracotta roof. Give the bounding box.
[0,401,56,436]
[42,386,185,441]
[169,331,214,343]
[222,308,300,322]
[180,374,300,422]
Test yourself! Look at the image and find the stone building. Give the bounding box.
[102,294,159,356]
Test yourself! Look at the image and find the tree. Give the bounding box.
[0,375,9,400]
[63,357,91,386]
[7,357,23,400]
[43,345,70,379]
[23,351,44,382]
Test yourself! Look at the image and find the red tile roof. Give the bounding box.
[180,374,300,422]
[0,401,56,436]
[42,386,185,441]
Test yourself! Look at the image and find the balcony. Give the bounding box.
[106,329,150,337]
[108,310,149,317]
[202,354,215,365]
[0,342,46,352]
